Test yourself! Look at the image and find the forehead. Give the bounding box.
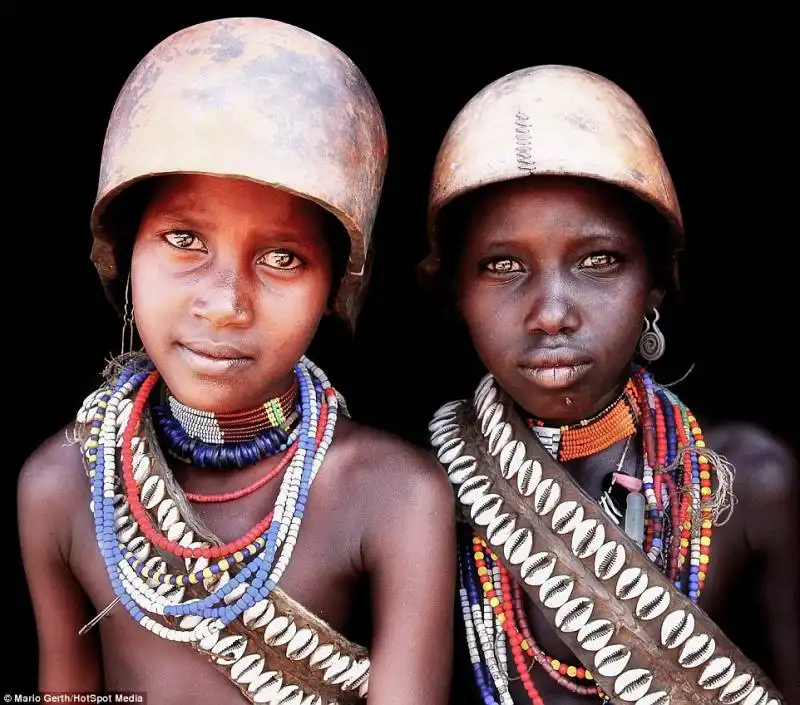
[466,176,641,234]
[143,173,324,226]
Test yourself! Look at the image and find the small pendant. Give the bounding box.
[624,492,646,547]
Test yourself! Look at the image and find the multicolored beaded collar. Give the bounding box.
[151,382,300,470]
[526,378,640,463]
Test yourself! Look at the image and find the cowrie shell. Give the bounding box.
[572,518,606,558]
[616,567,648,600]
[552,501,584,534]
[286,628,319,661]
[742,686,767,705]
[475,382,498,418]
[480,402,504,436]
[141,475,165,509]
[470,493,503,526]
[554,597,593,633]
[249,671,281,700]
[539,574,574,609]
[660,609,695,649]
[500,440,526,480]
[516,459,542,496]
[577,619,615,651]
[635,585,670,621]
[534,478,561,514]
[448,455,477,484]
[231,654,265,684]
[488,422,512,456]
[595,644,632,678]
[308,643,337,669]
[594,541,626,580]
[437,438,465,465]
[487,513,516,546]
[698,656,735,690]
[458,475,491,505]
[503,528,533,565]
[520,552,556,586]
[614,668,653,702]
[263,616,294,646]
[212,634,247,665]
[430,423,459,448]
[428,414,456,434]
[678,633,716,668]
[718,673,756,703]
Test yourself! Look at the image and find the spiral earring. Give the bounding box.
[638,308,665,362]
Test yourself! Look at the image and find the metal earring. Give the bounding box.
[638,308,665,362]
[121,274,135,356]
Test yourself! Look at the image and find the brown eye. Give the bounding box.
[258,250,302,270]
[579,253,618,269]
[485,258,523,274]
[164,231,205,251]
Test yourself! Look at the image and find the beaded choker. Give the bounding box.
[151,384,300,470]
[527,378,640,462]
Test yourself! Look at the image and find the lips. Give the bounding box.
[177,340,255,373]
[518,349,592,390]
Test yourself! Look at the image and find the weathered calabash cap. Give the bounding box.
[91,17,388,332]
[422,65,683,285]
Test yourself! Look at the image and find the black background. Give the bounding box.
[8,9,795,693]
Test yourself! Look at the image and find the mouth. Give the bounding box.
[177,342,255,372]
[518,351,592,390]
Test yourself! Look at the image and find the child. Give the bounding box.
[18,17,455,705]
[421,65,795,704]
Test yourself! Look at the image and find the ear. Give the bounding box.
[646,287,665,314]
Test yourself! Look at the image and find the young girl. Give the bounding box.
[421,65,795,704]
[18,18,455,705]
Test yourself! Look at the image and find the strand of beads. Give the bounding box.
[184,440,299,503]
[162,359,336,626]
[459,545,501,705]
[631,369,711,603]
[89,355,337,641]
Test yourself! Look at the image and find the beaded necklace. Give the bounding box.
[83,354,338,642]
[458,366,716,703]
[526,379,639,462]
[151,383,301,471]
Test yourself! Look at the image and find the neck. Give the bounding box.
[526,375,640,463]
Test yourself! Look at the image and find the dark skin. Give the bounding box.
[449,176,799,703]
[18,174,456,705]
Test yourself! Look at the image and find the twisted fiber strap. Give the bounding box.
[430,381,784,705]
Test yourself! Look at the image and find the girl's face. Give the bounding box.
[131,173,332,413]
[456,177,662,423]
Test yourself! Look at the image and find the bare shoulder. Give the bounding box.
[331,417,453,509]
[18,423,88,551]
[703,420,798,546]
[703,420,797,499]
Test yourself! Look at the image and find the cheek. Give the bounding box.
[590,285,649,359]
[458,282,514,359]
[130,248,179,346]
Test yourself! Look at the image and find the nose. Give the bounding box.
[523,273,579,336]
[191,268,254,328]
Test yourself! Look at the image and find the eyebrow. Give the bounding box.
[148,209,312,243]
